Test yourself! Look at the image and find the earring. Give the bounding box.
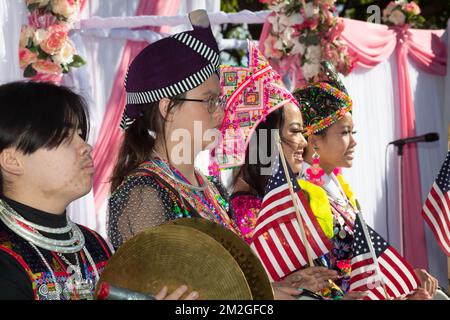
[148,130,157,139]
[306,149,325,186]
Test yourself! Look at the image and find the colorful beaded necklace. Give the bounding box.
[133,158,242,238]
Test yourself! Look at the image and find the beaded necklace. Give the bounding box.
[134,158,241,237]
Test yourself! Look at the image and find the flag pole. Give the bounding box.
[355,200,390,299]
[274,130,315,267]
[447,122,449,150]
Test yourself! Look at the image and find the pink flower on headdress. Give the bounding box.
[208,160,219,177]
[338,108,348,117]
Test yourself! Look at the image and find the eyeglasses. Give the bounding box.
[173,95,227,114]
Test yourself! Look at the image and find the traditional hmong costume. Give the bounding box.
[212,41,300,244]
[108,10,238,251]
[230,61,355,298]
[0,197,111,300]
[293,61,356,298]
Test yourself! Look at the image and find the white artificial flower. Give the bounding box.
[268,14,286,33]
[305,45,322,63]
[274,38,284,50]
[290,38,306,55]
[52,41,74,65]
[281,26,295,43]
[304,2,319,18]
[302,62,321,80]
[280,13,304,26]
[33,29,49,46]
[388,9,406,25]
[20,26,35,47]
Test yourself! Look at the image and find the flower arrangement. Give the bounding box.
[261,0,353,84]
[19,0,85,84]
[382,0,424,28]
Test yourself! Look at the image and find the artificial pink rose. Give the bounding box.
[31,72,63,85]
[19,48,38,69]
[28,10,57,29]
[32,59,63,74]
[405,2,421,15]
[40,24,68,55]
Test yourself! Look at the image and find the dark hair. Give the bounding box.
[110,94,185,192]
[0,81,89,195]
[231,108,285,197]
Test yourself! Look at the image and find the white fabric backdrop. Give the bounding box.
[0,0,448,284]
[0,0,25,83]
[341,56,449,285]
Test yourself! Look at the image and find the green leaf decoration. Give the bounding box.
[69,55,86,68]
[23,64,37,78]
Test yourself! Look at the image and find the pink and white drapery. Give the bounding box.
[260,18,447,269]
[91,0,180,215]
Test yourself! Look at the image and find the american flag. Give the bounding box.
[349,214,419,300]
[250,156,332,281]
[421,151,450,256]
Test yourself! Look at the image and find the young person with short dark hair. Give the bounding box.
[0,81,112,300]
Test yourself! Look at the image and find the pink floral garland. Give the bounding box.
[19,0,85,84]
[261,0,353,85]
[382,0,424,28]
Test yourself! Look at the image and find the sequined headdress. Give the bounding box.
[293,61,352,136]
[209,41,299,174]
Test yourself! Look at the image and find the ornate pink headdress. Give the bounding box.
[209,41,299,175]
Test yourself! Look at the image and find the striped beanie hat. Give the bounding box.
[121,9,220,129]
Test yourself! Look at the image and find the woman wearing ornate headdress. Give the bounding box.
[294,61,439,299]
[213,42,339,297]
[108,10,237,252]
[107,14,314,299]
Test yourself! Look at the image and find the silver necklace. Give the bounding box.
[0,199,85,253]
[29,242,62,300]
[31,244,99,300]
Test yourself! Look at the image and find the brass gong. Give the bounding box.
[168,218,274,299]
[96,224,252,299]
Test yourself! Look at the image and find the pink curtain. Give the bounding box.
[92,0,180,215]
[259,17,447,269]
